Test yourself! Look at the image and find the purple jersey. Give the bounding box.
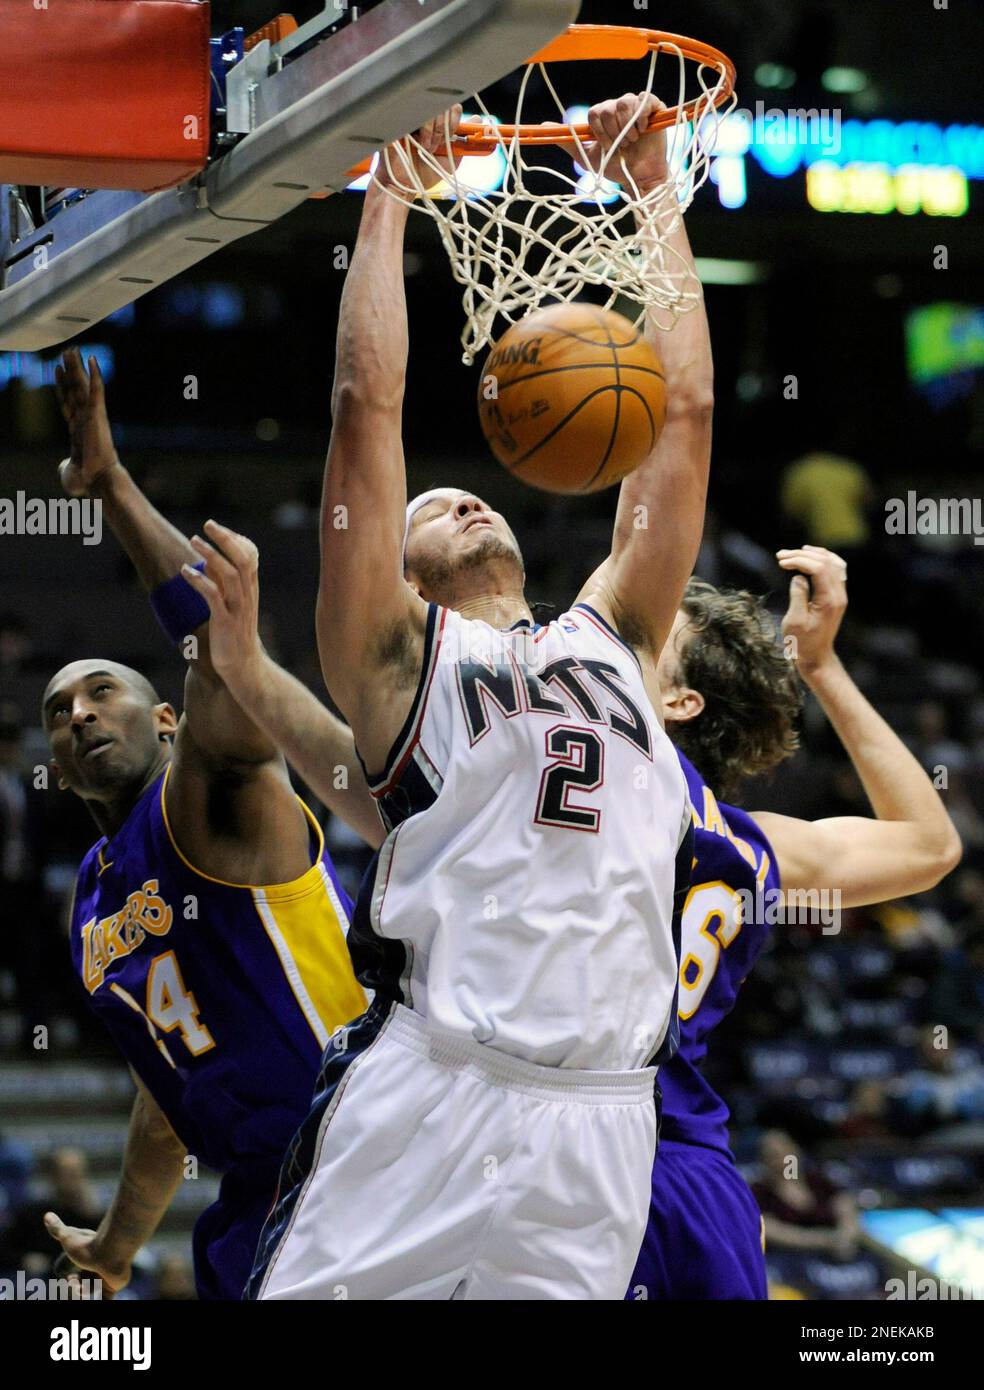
[69,766,367,1178]
[658,751,781,1154]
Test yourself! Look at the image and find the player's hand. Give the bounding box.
[182,520,264,687]
[561,93,671,193]
[54,348,122,497]
[374,105,465,198]
[44,1212,130,1298]
[777,545,849,679]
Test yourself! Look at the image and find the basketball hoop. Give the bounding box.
[368,24,737,365]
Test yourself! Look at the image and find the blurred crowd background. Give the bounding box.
[1,0,983,1298]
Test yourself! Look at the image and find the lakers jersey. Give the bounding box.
[351,602,692,1072]
[70,766,367,1175]
[659,751,781,1152]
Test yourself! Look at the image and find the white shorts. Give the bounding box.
[251,1003,658,1300]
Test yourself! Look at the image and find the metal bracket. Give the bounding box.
[224,40,272,135]
[269,1,349,63]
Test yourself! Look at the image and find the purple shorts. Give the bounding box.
[627,1138,767,1300]
[192,1168,277,1301]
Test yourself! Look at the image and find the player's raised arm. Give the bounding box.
[316,113,460,769]
[54,350,316,879]
[183,521,384,848]
[574,95,714,658]
[751,547,962,906]
[55,350,279,769]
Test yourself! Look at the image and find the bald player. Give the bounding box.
[41,350,381,1300]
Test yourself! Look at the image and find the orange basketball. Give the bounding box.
[477,304,667,495]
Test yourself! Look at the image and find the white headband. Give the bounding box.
[403,488,465,564]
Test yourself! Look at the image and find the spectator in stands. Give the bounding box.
[925,869,984,1043]
[0,1131,33,1259]
[0,614,35,676]
[0,1148,99,1276]
[780,452,873,551]
[906,705,984,850]
[839,1080,894,1141]
[945,865,984,937]
[912,701,969,778]
[868,896,954,953]
[888,1024,984,1134]
[753,1130,860,1258]
[925,925,984,1046]
[774,937,843,1038]
[0,703,51,1052]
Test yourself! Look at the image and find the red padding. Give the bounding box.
[0,0,211,192]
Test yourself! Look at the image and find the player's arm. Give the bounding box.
[574,95,713,657]
[55,350,318,878]
[760,1214,847,1255]
[184,521,385,848]
[317,113,463,770]
[751,547,962,907]
[43,1072,186,1298]
[54,350,281,770]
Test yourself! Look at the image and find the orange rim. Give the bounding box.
[458,24,735,153]
[343,23,735,178]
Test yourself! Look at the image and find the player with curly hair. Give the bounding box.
[629,548,962,1300]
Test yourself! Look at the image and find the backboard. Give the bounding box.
[0,0,580,351]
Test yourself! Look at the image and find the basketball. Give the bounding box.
[477,304,667,495]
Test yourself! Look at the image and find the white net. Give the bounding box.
[372,38,735,364]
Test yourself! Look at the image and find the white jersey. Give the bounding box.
[351,602,692,1072]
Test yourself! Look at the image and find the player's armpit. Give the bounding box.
[130,1070,186,1148]
[316,573,428,778]
[207,643,385,850]
[167,723,315,886]
[750,811,962,910]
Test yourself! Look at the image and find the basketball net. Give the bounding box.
[371,33,735,365]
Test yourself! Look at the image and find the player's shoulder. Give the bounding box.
[551,601,644,668]
[681,751,780,884]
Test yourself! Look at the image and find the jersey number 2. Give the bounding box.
[535,726,605,832]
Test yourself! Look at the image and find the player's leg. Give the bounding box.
[192,1169,282,1302]
[628,1138,768,1301]
[464,1080,659,1300]
[249,1003,508,1301]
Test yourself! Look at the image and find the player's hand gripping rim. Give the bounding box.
[558,92,671,195]
[374,104,466,200]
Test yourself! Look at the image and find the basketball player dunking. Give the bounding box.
[630,547,961,1299]
[227,95,714,1300]
[41,351,381,1300]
